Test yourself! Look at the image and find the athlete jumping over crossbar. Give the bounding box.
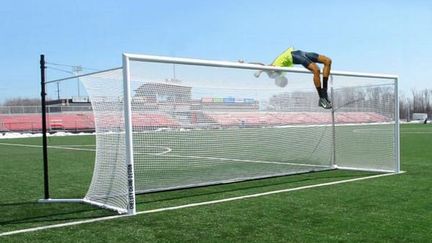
[253,47,333,109]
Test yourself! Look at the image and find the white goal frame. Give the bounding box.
[39,53,400,215]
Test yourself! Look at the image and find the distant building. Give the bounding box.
[134,83,192,103]
[412,113,428,121]
[46,97,92,113]
[134,82,258,111]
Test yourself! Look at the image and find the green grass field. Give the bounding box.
[0,124,431,242]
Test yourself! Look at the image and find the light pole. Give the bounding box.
[72,66,83,97]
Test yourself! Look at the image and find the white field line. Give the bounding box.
[56,144,96,147]
[0,142,327,168]
[137,145,172,155]
[0,142,95,152]
[0,171,405,237]
[352,129,432,134]
[400,131,432,134]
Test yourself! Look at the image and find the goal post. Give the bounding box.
[39,53,400,215]
[122,54,137,215]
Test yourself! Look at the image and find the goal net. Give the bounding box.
[76,54,399,214]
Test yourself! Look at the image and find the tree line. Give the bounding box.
[2,98,41,106]
[399,89,432,120]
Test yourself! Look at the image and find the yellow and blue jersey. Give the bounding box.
[271,47,294,67]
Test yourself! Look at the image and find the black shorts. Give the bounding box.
[291,50,319,68]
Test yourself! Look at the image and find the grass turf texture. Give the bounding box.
[0,124,431,242]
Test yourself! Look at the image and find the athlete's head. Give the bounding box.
[274,76,288,88]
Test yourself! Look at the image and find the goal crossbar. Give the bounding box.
[124,53,399,80]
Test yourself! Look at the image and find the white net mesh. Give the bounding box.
[80,57,398,213]
[331,76,397,172]
[81,70,129,212]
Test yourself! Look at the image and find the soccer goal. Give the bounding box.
[39,53,400,215]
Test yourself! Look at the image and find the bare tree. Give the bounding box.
[3,98,40,106]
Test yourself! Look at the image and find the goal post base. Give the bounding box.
[38,198,84,203]
[334,166,400,173]
[38,198,129,214]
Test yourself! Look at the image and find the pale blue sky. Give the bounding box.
[0,0,431,102]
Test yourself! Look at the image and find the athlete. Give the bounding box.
[255,47,333,109]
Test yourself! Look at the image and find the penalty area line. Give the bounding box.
[0,171,405,237]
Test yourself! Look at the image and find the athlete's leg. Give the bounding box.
[292,51,331,109]
[292,50,320,88]
[305,62,321,88]
[303,52,331,76]
[307,54,332,103]
[317,55,332,91]
[318,55,331,76]
[307,62,330,109]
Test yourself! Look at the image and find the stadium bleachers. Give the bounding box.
[0,111,391,133]
[0,113,179,132]
[0,113,94,132]
[203,111,390,127]
[133,113,179,128]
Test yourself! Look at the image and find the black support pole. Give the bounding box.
[40,54,50,199]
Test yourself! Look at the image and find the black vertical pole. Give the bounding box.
[40,54,50,199]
